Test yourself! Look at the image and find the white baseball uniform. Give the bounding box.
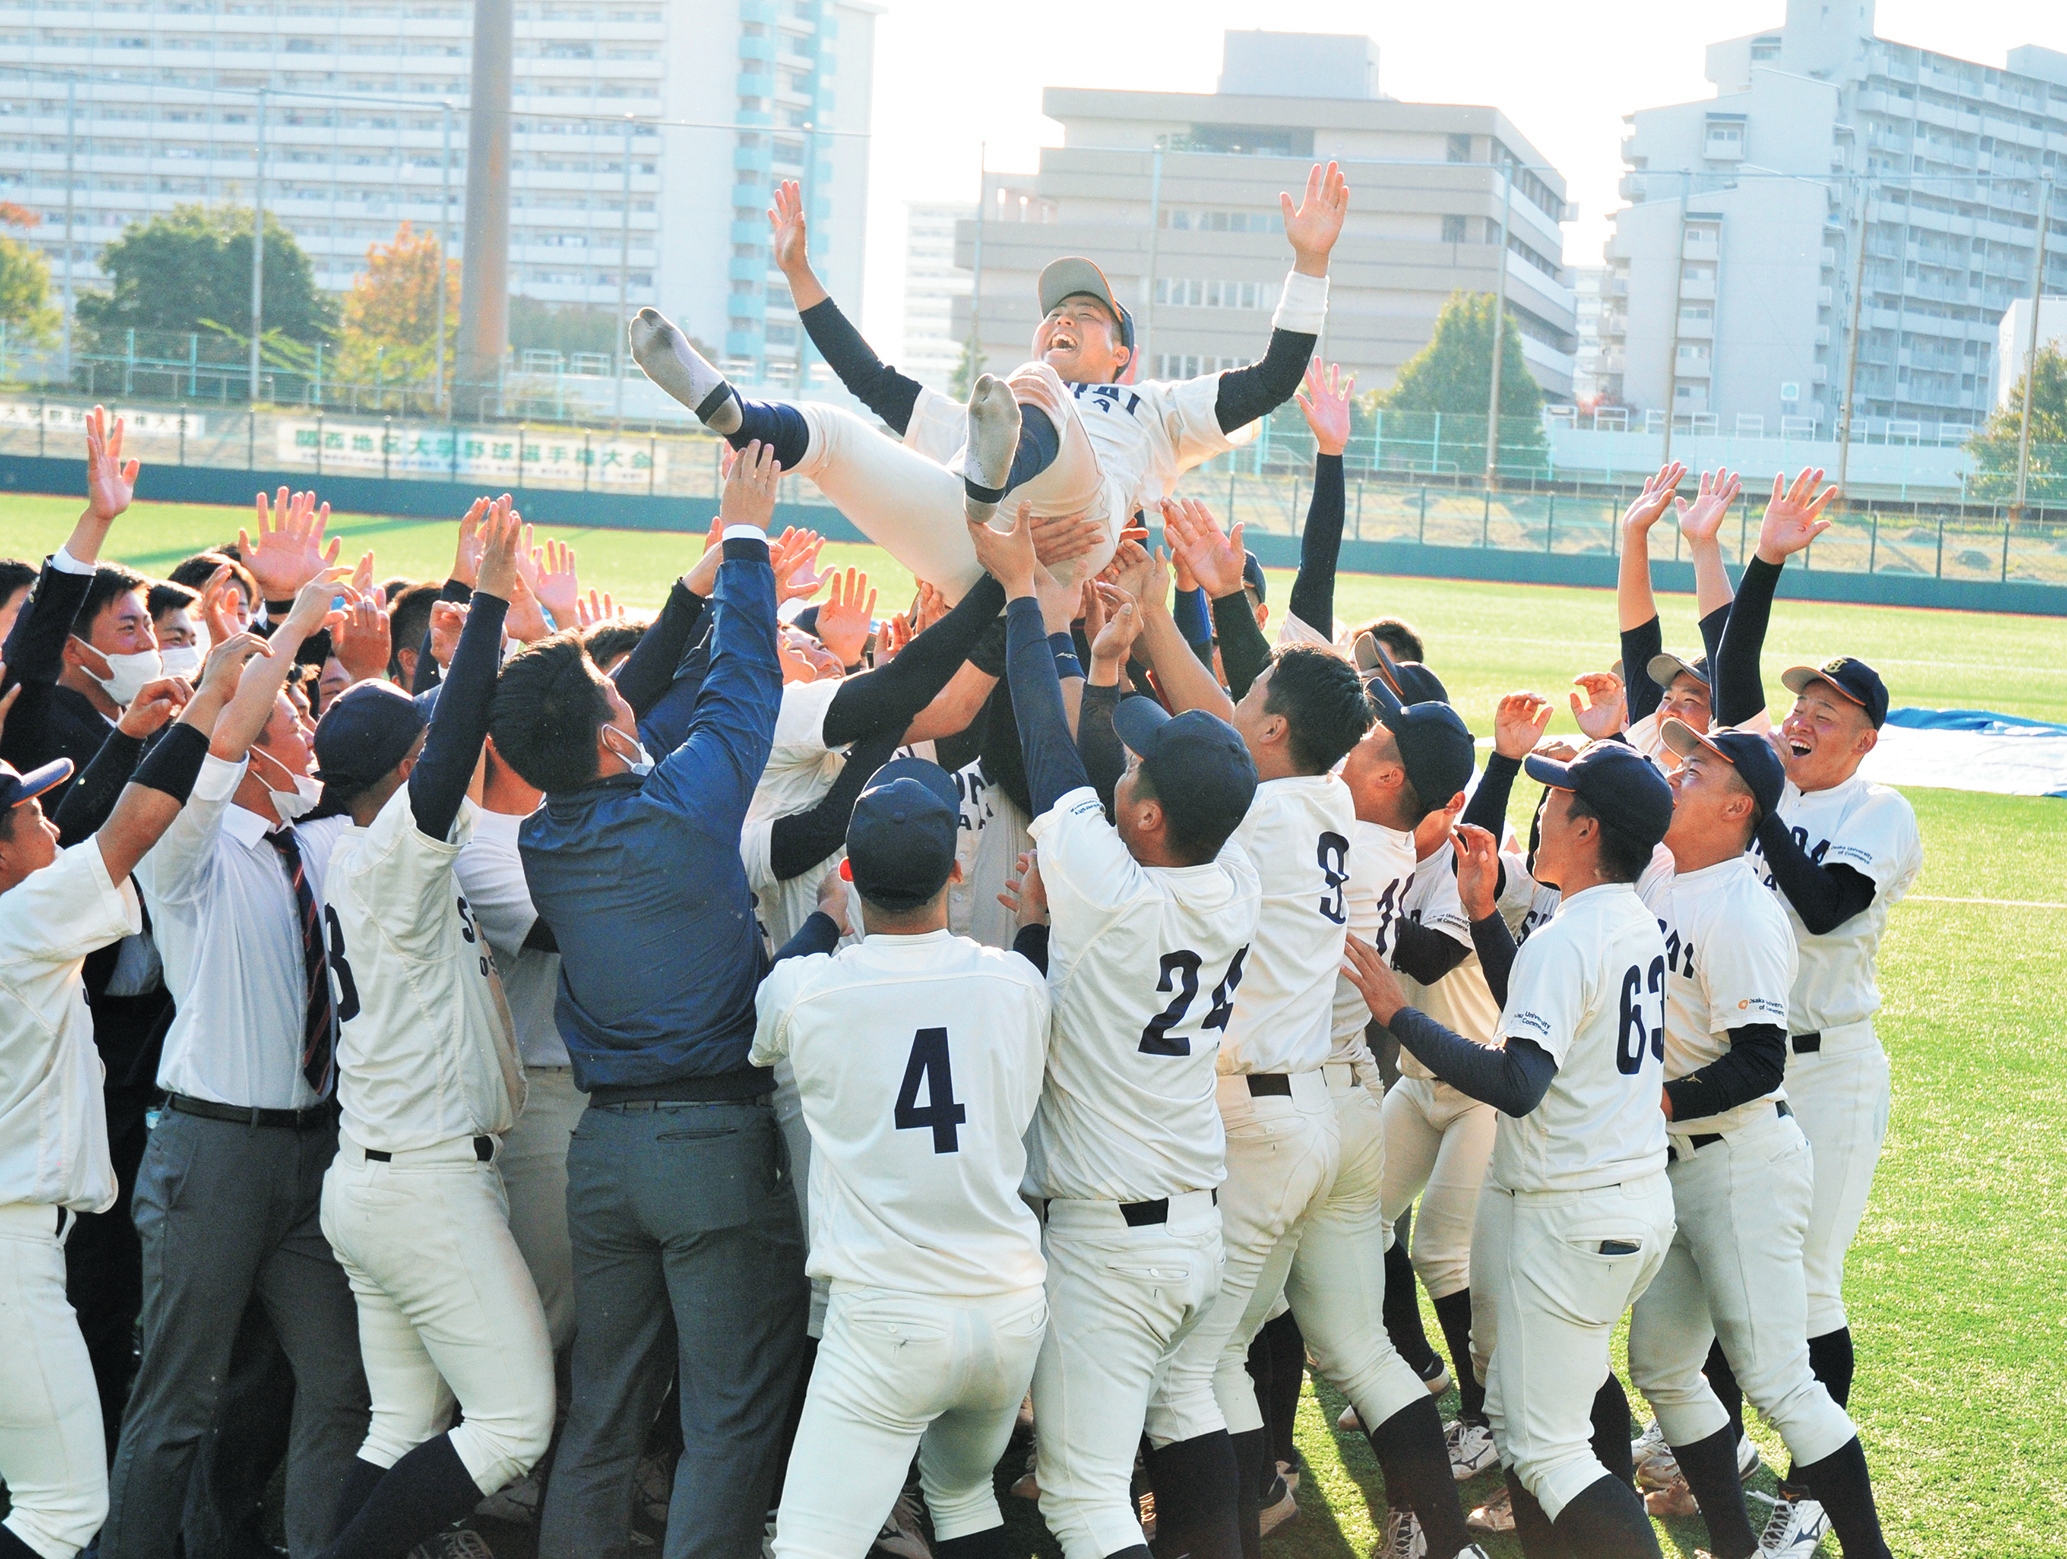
[752,930,1049,1559]
[452,805,588,1354]
[318,789,554,1498]
[1750,774,1922,1335]
[0,842,141,1559]
[1281,819,1433,1438]
[1626,856,1860,1469]
[780,272,1328,597]
[1153,773,1351,1446]
[1380,848,1499,1303]
[1019,785,1261,1559]
[1469,881,1675,1522]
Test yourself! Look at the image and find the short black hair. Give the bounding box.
[0,558,37,604]
[583,618,648,672]
[79,564,148,641]
[386,581,443,682]
[1263,645,1372,775]
[1355,615,1426,665]
[489,630,614,795]
[148,580,199,622]
[168,550,258,605]
[1563,790,1656,884]
[1127,757,1238,866]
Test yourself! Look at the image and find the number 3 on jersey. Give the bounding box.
[894,1027,966,1153]
[1616,956,1667,1076]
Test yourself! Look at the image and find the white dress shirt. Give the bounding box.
[134,753,346,1110]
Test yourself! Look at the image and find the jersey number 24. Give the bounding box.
[1139,945,1249,1057]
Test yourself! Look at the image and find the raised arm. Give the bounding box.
[1212,163,1345,433]
[1756,814,1877,936]
[1287,360,1353,637]
[1677,467,1741,624]
[612,576,708,720]
[1110,540,1236,721]
[1614,463,1682,726]
[766,728,901,882]
[1713,468,1835,729]
[821,574,1007,749]
[1343,933,1556,1115]
[1163,498,1272,698]
[409,500,519,840]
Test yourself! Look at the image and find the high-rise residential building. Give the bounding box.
[0,0,877,384]
[1571,266,1607,405]
[951,30,1576,401]
[1602,0,2067,438]
[901,201,973,391]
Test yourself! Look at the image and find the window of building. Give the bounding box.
[1704,117,1745,159]
[1441,214,1467,243]
[1177,123,1314,158]
[1447,132,1472,163]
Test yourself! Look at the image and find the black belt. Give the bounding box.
[168,1093,335,1130]
[1671,1100,1793,1159]
[363,1136,494,1164]
[1037,1189,1216,1226]
[1792,1032,1821,1054]
[1246,1074,1292,1098]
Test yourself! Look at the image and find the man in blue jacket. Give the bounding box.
[488,442,798,1559]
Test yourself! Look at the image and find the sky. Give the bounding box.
[851,0,2064,346]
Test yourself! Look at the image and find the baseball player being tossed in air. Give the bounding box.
[309,501,556,1559]
[625,166,1347,598]
[751,754,1051,1559]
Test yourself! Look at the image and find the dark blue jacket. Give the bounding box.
[519,536,780,1098]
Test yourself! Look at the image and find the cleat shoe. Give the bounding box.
[1738,1432,1763,1482]
[1465,1485,1514,1534]
[1632,1419,1680,1490]
[1644,1474,1701,1517]
[1277,1456,1301,1495]
[871,1491,931,1559]
[1258,1472,1298,1537]
[1009,1444,1039,1500]
[1380,1506,1426,1558]
[1336,1402,1362,1433]
[475,1466,542,1526]
[1417,1355,1452,1397]
[1758,1493,1831,1556]
[1445,1418,1499,1482]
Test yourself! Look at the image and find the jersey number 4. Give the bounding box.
[1139,945,1249,1056]
[1616,956,1667,1076]
[894,1027,966,1154]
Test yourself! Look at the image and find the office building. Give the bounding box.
[1571,265,1607,405]
[1602,0,2067,438]
[900,201,973,391]
[952,30,1577,401]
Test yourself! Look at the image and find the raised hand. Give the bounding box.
[532,537,581,627]
[195,564,246,644]
[873,610,912,666]
[1029,510,1106,570]
[429,599,468,670]
[814,866,852,938]
[282,572,347,641]
[998,849,1047,929]
[1755,466,1839,564]
[771,527,830,604]
[1492,691,1555,759]
[182,631,272,734]
[1032,559,1083,637]
[1284,160,1350,277]
[475,496,524,602]
[1295,359,1355,457]
[1450,823,1502,922]
[84,404,140,527]
[911,581,949,634]
[1569,671,1626,742]
[1160,497,1246,599]
[768,179,818,294]
[966,499,1038,597]
[1619,462,1686,539]
[504,574,551,645]
[1088,582,1142,673]
[118,676,191,739]
[574,589,623,630]
[333,586,392,683]
[721,439,783,533]
[1676,467,1741,547]
[241,487,340,601]
[450,497,488,587]
[815,567,877,668]
[349,549,376,598]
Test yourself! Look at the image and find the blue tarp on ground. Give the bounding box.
[1860,708,2067,798]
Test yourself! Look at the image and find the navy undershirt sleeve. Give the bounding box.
[1004,597,1091,818]
[1012,922,1050,975]
[1462,752,1521,838]
[1076,683,1127,813]
[1714,555,1781,729]
[767,729,902,882]
[1621,614,1665,727]
[1173,586,1213,663]
[1470,913,1519,1008]
[822,576,1005,749]
[1664,1022,1787,1123]
[771,911,842,965]
[1755,812,1878,936]
[613,579,707,721]
[1287,453,1345,635]
[1211,592,1273,701]
[408,592,508,840]
[1214,327,1317,433]
[1389,1006,1557,1116]
[798,297,922,435]
[1391,918,1470,986]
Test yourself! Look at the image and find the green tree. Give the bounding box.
[77,204,335,348]
[1373,290,1548,476]
[1967,345,2067,504]
[948,334,984,400]
[0,204,58,349]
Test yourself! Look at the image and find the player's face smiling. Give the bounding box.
[1777,684,1876,792]
[1034,298,1125,384]
[1659,672,1712,731]
[1664,748,1750,857]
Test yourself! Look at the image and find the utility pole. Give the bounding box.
[1140,142,1165,378]
[1660,170,1690,470]
[2014,172,2054,517]
[248,87,266,405]
[436,101,452,414]
[1835,176,1873,499]
[61,77,76,383]
[968,140,986,381]
[457,0,514,416]
[614,113,632,424]
[1483,152,1516,489]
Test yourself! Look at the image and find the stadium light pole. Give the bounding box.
[457,0,513,417]
[436,101,452,414]
[60,76,75,383]
[614,112,632,425]
[1483,153,1515,490]
[1835,176,1872,500]
[2013,172,2053,517]
[248,87,267,406]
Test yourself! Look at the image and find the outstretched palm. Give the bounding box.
[1620,462,1685,537]
[1283,161,1349,273]
[1757,467,1839,563]
[769,179,809,274]
[1676,467,1741,546]
[84,405,139,524]
[1295,359,1355,456]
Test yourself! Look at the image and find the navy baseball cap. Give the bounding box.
[1525,740,1675,851]
[1113,696,1258,850]
[1037,257,1136,353]
[1660,718,1786,818]
[845,756,959,910]
[1355,633,1450,706]
[1241,551,1268,603]
[313,680,428,796]
[1364,676,1475,806]
[1646,651,1711,690]
[1781,657,1889,728]
[0,756,73,811]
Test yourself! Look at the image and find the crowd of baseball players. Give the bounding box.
[0,161,1923,1559]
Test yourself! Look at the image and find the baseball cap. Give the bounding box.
[1241,551,1268,603]
[1524,740,1675,851]
[1645,651,1711,691]
[313,680,428,796]
[845,756,960,910]
[1037,257,1136,353]
[1354,632,1450,706]
[1659,718,1786,819]
[1364,676,1476,806]
[0,756,73,811]
[1781,656,1889,728]
[1112,696,1258,851]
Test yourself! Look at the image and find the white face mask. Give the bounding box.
[250,744,323,822]
[159,643,205,680]
[602,723,654,778]
[77,640,163,707]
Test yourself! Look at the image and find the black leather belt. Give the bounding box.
[1671,1100,1793,1160]
[1246,1074,1292,1098]
[1120,1198,1169,1227]
[168,1093,334,1130]
[1792,1032,1821,1054]
[363,1136,493,1164]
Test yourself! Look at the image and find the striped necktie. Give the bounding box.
[265,826,335,1097]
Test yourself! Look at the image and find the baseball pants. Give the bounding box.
[1627,1107,1857,1468]
[1379,1075,1496,1302]
[785,363,1112,600]
[1470,1172,1675,1521]
[1148,1071,1338,1446]
[773,1284,1046,1559]
[0,1205,104,1559]
[1785,1022,1891,1336]
[1029,1190,1224,1559]
[1283,1064,1430,1435]
[321,1135,557,1496]
[500,1064,589,1356]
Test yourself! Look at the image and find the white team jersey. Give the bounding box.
[0,843,141,1211]
[966,786,1033,952]
[1638,857,1797,1134]
[744,676,845,830]
[1491,881,1670,1194]
[452,806,567,1069]
[1221,773,1356,1075]
[944,760,994,938]
[1502,844,1674,948]
[751,929,1049,1298]
[1330,820,1416,1058]
[1626,712,1670,766]
[1749,774,1922,1034]
[1023,785,1262,1201]
[1394,849,1502,1083]
[323,790,523,1153]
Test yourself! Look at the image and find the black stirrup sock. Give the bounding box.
[1365,1395,1473,1557]
[1504,1468,1569,1559]
[1793,1436,1893,1559]
[1144,1431,1242,1559]
[315,1433,483,1559]
[1549,1472,1663,1559]
[1431,1288,1486,1423]
[1382,1240,1442,1377]
[1702,1336,1746,1443]
[1589,1372,1637,1490]
[1672,1425,1758,1559]
[932,1526,1013,1559]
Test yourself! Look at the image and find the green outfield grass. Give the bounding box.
[3,493,2062,1559]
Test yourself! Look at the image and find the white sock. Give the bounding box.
[628,308,741,434]
[962,373,1021,526]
